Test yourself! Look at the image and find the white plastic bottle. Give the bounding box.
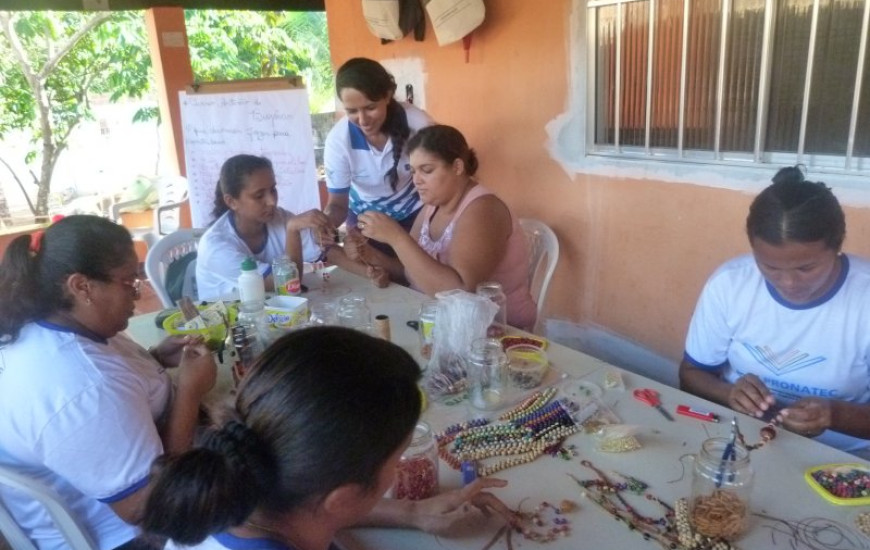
[238,257,266,307]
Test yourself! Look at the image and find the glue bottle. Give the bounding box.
[238,257,265,308]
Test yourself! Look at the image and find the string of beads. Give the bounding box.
[436,390,579,477]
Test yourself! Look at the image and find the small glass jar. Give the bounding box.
[337,295,371,329]
[466,338,508,410]
[309,301,339,325]
[272,255,301,296]
[476,281,507,338]
[690,437,754,541]
[392,422,439,500]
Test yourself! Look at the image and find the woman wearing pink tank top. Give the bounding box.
[351,125,537,331]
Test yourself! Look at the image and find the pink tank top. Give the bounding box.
[413,185,537,331]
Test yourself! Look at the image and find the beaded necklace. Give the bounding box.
[436,391,579,477]
[570,460,738,550]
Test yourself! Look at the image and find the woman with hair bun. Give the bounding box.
[680,166,870,456]
[0,215,216,549]
[352,125,537,331]
[324,58,434,256]
[142,326,511,549]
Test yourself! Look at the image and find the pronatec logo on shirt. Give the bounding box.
[743,343,826,375]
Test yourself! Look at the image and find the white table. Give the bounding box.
[126,268,870,550]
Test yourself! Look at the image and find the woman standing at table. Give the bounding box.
[0,215,217,549]
[679,166,870,455]
[142,326,512,549]
[323,57,434,254]
[351,125,537,331]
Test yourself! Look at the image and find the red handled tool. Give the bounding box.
[676,405,720,423]
[633,388,675,421]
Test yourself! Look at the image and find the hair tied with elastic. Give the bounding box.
[28,214,66,256]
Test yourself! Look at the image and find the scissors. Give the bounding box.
[633,388,675,421]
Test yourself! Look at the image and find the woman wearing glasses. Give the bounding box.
[0,215,217,549]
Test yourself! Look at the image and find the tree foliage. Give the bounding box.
[186,10,333,111]
[0,10,152,217]
[0,9,331,221]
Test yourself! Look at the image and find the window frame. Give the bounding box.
[556,0,870,190]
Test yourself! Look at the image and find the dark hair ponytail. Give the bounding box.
[384,100,411,191]
[0,215,133,343]
[335,58,410,191]
[747,165,846,250]
[142,421,277,545]
[212,155,274,220]
[142,327,421,544]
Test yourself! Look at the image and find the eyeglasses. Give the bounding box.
[115,277,142,299]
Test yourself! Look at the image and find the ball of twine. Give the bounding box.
[690,489,748,540]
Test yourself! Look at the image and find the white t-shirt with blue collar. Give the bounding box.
[196,208,320,301]
[684,253,870,453]
[0,322,172,550]
[324,102,433,222]
[166,532,344,550]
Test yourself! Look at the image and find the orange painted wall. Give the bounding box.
[323,0,870,363]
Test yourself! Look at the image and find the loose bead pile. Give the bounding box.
[856,511,870,537]
[810,467,870,499]
[436,390,579,477]
[509,500,576,542]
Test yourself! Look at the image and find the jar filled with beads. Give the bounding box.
[690,437,754,541]
[392,422,439,500]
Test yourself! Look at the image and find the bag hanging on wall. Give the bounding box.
[423,0,485,46]
[362,0,404,40]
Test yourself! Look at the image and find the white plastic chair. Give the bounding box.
[518,218,559,334]
[0,465,97,550]
[144,228,202,308]
[112,175,189,248]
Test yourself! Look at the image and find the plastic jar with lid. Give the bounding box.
[690,437,754,541]
[476,281,507,338]
[392,422,439,500]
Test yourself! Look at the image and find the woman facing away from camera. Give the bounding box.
[141,326,512,550]
[348,125,537,331]
[0,215,216,549]
[679,166,870,456]
[323,57,434,256]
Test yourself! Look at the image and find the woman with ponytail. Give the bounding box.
[143,326,512,550]
[323,58,434,256]
[0,215,216,549]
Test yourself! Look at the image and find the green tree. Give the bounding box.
[0,10,331,222]
[0,11,152,218]
[186,10,333,111]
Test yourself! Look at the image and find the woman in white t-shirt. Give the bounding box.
[680,166,870,454]
[141,327,512,550]
[0,215,216,549]
[197,155,341,301]
[324,58,434,256]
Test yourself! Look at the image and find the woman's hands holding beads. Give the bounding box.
[176,340,218,400]
[779,397,832,438]
[409,478,514,536]
[728,374,776,418]
[358,211,405,246]
[150,335,203,368]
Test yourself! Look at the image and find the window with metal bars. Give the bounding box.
[588,0,870,173]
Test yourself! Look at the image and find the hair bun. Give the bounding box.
[206,420,274,483]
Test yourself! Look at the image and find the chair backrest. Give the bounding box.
[0,465,97,550]
[152,175,189,236]
[518,218,559,333]
[144,228,202,308]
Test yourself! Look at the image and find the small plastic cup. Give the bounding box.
[506,344,549,389]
